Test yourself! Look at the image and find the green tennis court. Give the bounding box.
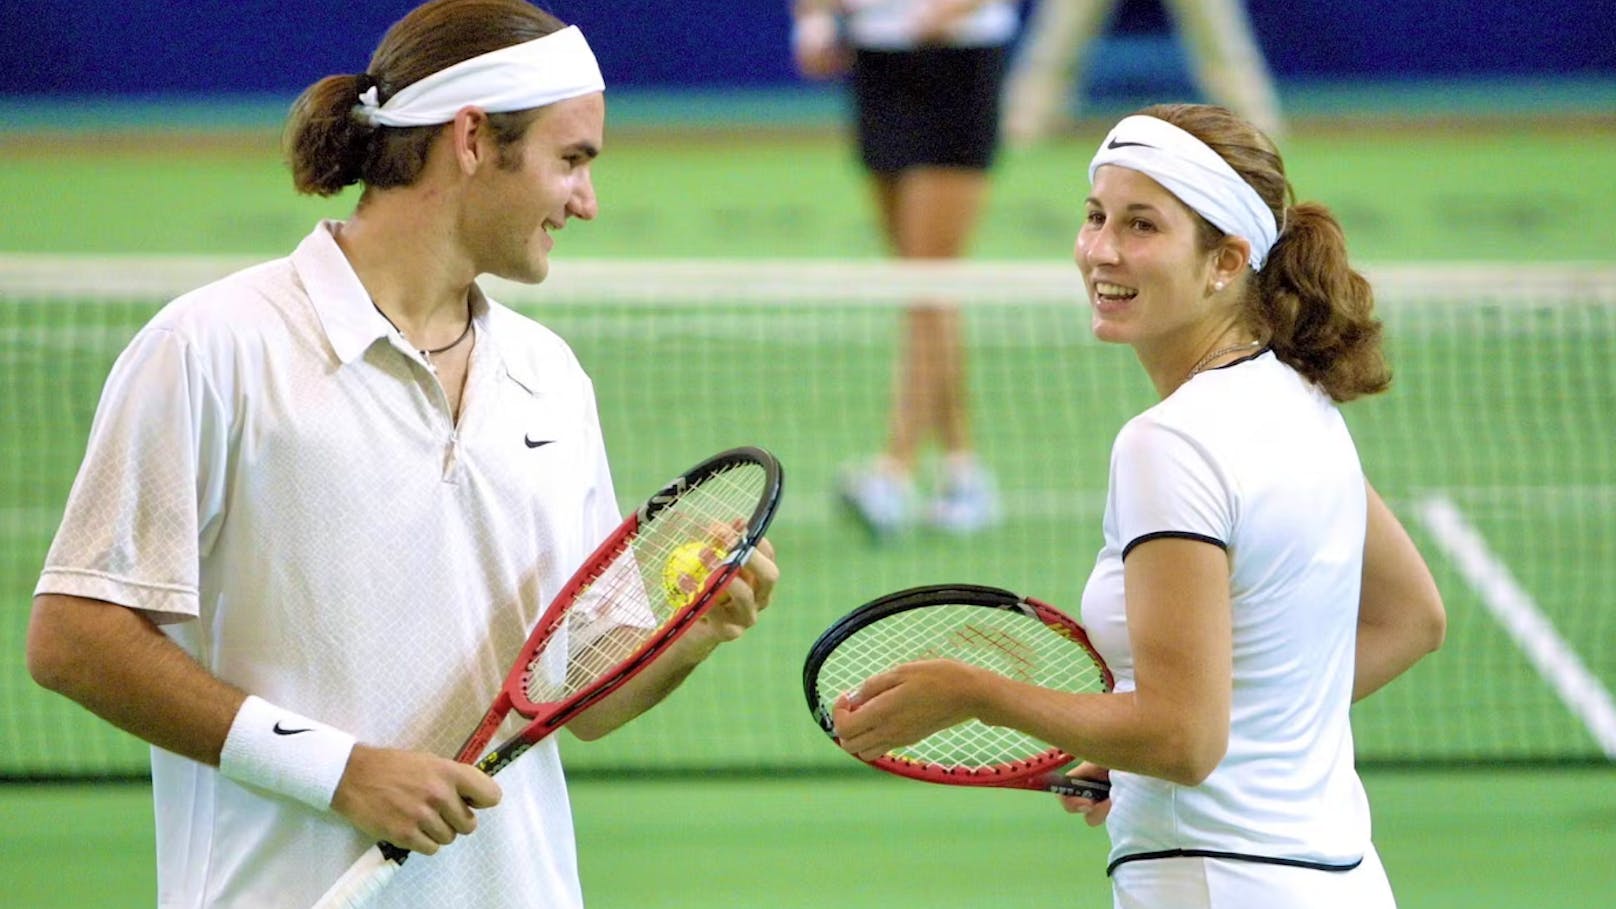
[2,100,1613,906]
[4,770,1614,907]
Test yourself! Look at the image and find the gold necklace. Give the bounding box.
[1185,340,1262,382]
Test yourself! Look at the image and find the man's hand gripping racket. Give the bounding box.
[802,584,1112,800]
[313,446,783,909]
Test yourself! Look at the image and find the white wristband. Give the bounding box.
[219,695,357,811]
[792,11,838,54]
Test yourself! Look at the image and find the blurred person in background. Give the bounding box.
[792,0,1017,540]
[1003,0,1283,145]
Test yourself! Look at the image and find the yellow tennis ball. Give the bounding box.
[662,541,716,605]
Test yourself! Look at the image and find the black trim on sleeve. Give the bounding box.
[1107,849,1364,877]
[1121,531,1227,560]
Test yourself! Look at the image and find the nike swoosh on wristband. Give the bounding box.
[525,435,555,449]
[1106,138,1154,149]
[272,722,312,736]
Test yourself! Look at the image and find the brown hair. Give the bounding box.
[1136,103,1391,403]
[284,0,565,197]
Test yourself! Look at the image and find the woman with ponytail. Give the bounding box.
[829,103,1445,907]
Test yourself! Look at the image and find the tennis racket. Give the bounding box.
[803,583,1112,799]
[312,446,783,909]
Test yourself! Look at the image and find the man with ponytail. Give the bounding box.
[26,2,777,907]
[828,103,1445,907]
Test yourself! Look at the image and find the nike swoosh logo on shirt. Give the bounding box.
[525,435,555,449]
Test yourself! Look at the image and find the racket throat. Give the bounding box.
[453,702,512,764]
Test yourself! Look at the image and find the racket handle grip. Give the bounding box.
[309,843,407,909]
[1042,774,1111,800]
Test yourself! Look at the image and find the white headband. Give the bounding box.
[1088,115,1278,270]
[355,25,604,128]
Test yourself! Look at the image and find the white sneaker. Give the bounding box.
[837,464,915,541]
[926,463,1000,534]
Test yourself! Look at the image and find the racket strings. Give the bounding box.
[817,605,1104,767]
[524,462,767,704]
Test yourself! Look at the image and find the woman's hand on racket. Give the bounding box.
[330,745,502,855]
[831,659,987,760]
[1058,762,1112,826]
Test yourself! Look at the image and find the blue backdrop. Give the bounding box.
[1,0,1611,94]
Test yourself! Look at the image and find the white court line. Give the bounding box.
[1414,493,1616,757]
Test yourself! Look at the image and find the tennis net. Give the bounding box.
[3,256,1613,778]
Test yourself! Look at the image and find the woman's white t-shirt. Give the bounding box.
[1080,351,1372,876]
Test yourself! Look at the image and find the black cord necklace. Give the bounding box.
[372,298,473,359]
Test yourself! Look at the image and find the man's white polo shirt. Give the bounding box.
[38,221,621,908]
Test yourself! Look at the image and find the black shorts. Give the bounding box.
[851,44,1008,175]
